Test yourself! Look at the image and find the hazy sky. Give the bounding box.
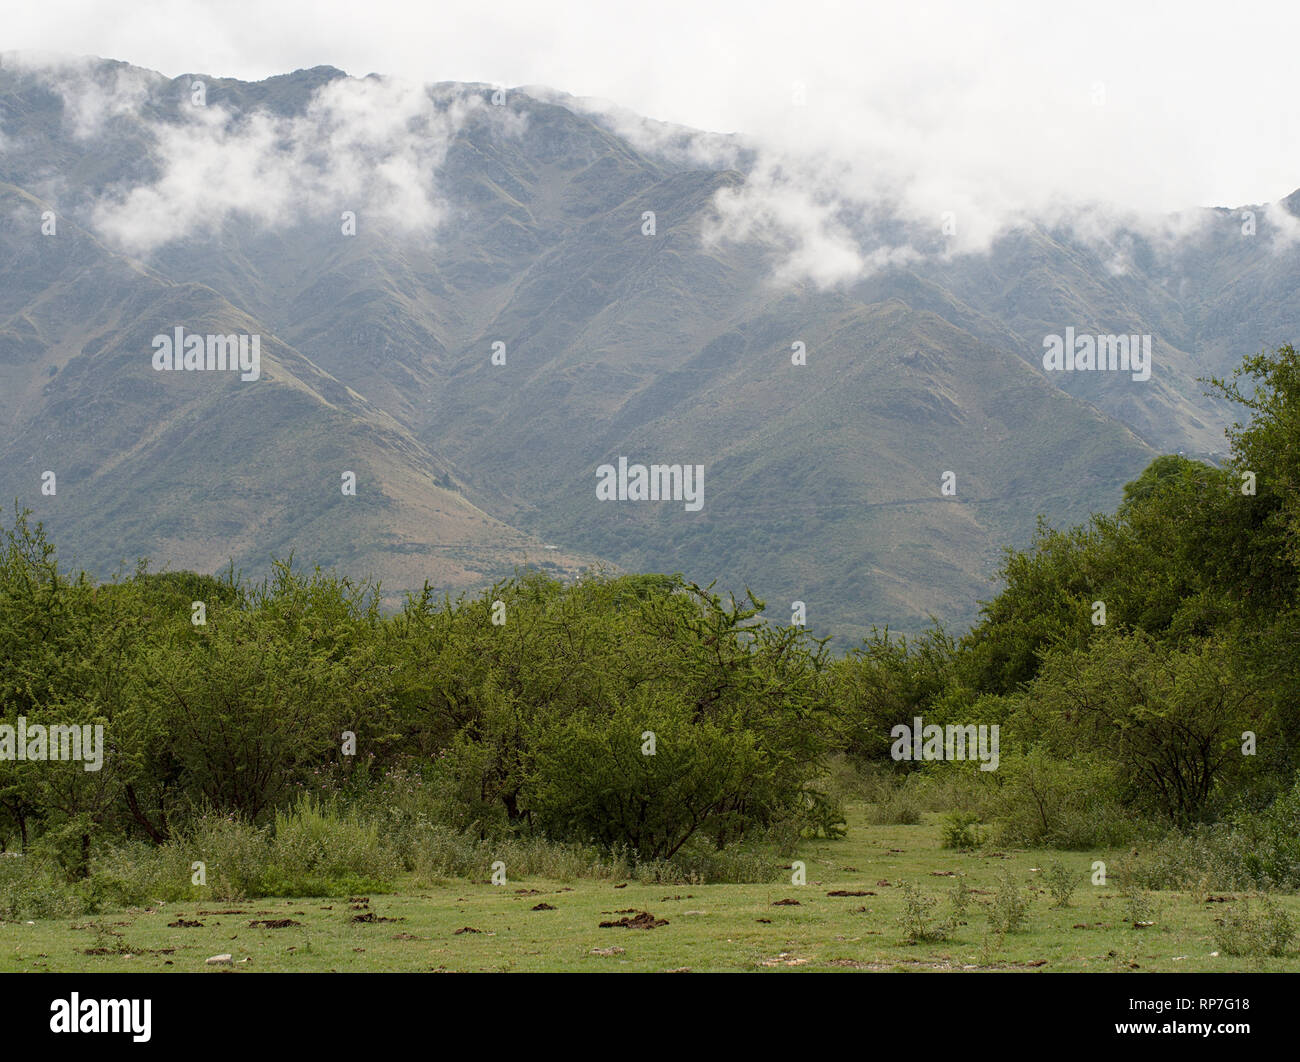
[7,0,1299,268]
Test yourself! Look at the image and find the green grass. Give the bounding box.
[4,805,1298,972]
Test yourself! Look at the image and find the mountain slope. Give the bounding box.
[1,56,1295,639]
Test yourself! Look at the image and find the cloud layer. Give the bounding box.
[3,20,1298,286]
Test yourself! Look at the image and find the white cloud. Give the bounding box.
[3,51,162,139]
[83,75,510,253]
[6,0,1298,216]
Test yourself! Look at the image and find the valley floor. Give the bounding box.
[4,806,1297,973]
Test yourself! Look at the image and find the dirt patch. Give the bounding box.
[599,910,668,929]
[167,918,203,928]
[760,952,809,967]
[826,890,875,897]
[350,912,401,924]
[531,902,556,911]
[454,926,481,935]
[84,944,175,956]
[771,898,801,906]
[249,919,301,929]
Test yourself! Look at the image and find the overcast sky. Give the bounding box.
[6,0,1299,256]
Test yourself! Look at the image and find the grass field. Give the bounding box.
[4,805,1297,973]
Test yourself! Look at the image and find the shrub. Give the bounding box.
[186,814,276,899]
[263,798,401,896]
[1043,861,1078,909]
[940,810,982,850]
[1232,774,1300,888]
[1122,885,1155,925]
[1212,897,1296,957]
[0,853,83,920]
[897,881,945,943]
[988,749,1137,849]
[943,876,973,933]
[866,791,923,825]
[988,870,1029,934]
[1127,824,1266,893]
[86,843,195,908]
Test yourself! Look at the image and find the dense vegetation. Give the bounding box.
[3,345,1299,914]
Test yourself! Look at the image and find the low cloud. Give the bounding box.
[92,76,496,253]
[3,51,163,140]
[6,51,1298,286]
[0,65,524,254]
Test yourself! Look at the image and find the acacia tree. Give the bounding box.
[131,561,385,826]
[0,509,137,872]
[1028,633,1262,824]
[522,577,842,856]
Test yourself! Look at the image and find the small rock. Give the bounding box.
[205,954,233,965]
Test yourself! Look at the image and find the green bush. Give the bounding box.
[988,749,1138,849]
[1122,885,1155,925]
[1232,774,1300,888]
[988,870,1029,934]
[866,791,923,825]
[0,854,83,920]
[897,881,945,943]
[263,798,401,896]
[1043,861,1078,909]
[940,810,983,850]
[1213,897,1296,957]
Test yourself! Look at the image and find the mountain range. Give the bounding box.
[2,55,1298,643]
